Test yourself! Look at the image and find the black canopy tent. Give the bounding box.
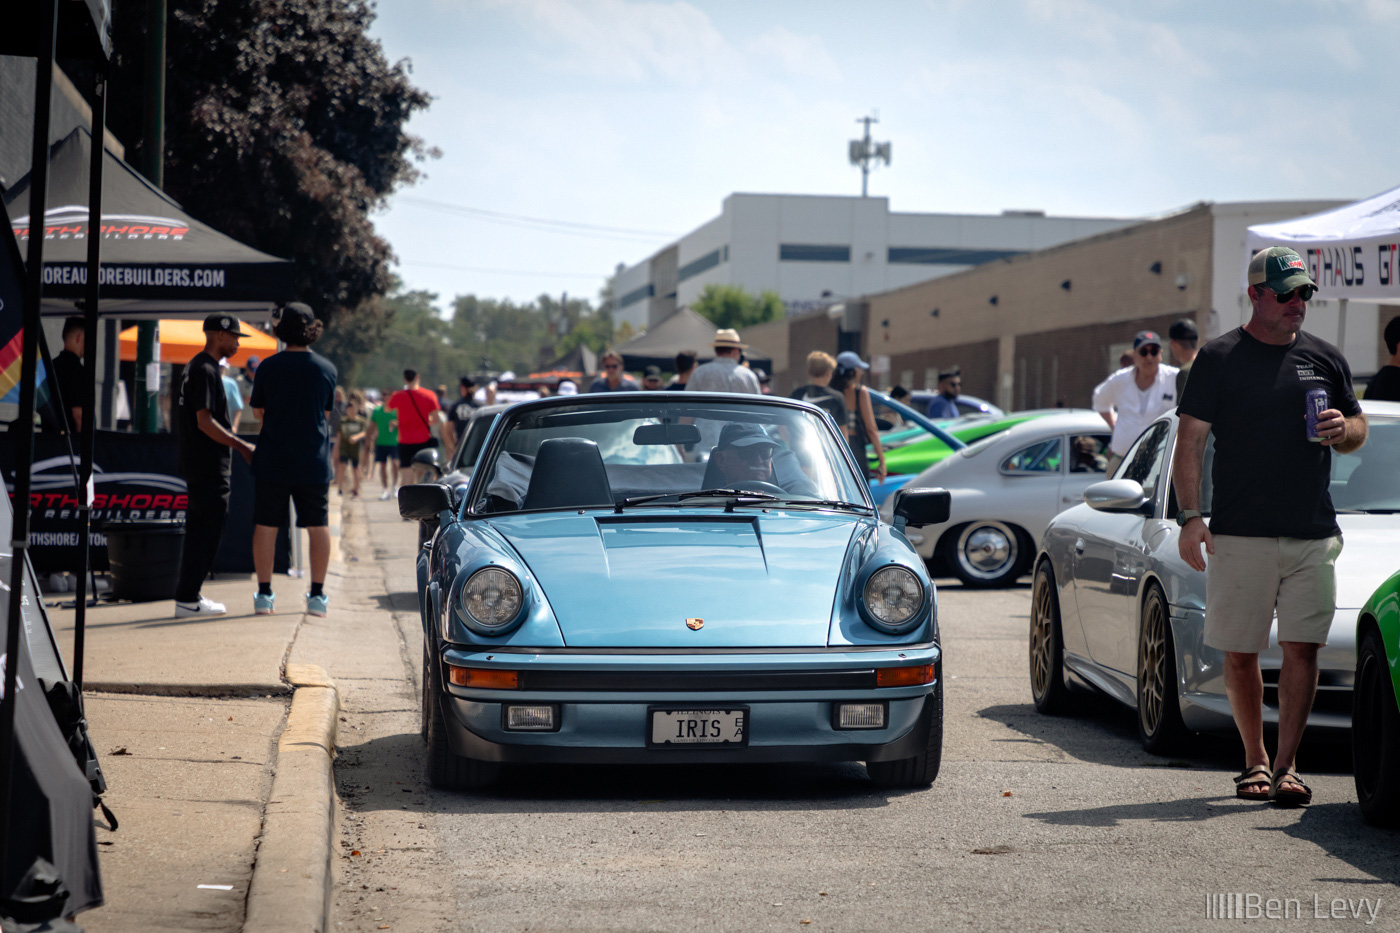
[4,127,295,318]
[615,306,772,372]
[3,0,110,924]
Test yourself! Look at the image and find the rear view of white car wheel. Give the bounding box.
[1353,626,1400,828]
[1136,585,1189,754]
[1029,561,1075,714]
[946,521,1026,588]
[866,680,943,789]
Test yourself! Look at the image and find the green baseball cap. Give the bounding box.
[1247,246,1316,293]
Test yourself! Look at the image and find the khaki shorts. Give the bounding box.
[1204,534,1342,653]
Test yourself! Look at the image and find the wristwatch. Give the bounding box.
[1175,509,1202,527]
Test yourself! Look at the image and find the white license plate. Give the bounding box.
[650,708,746,746]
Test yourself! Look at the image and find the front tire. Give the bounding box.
[946,521,1026,588]
[423,646,501,790]
[1029,561,1074,714]
[1353,625,1400,828]
[866,681,943,789]
[1137,584,1188,754]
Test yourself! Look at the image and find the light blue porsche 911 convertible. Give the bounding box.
[398,391,951,790]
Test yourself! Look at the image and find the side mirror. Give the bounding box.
[1083,479,1150,513]
[892,486,951,530]
[399,483,453,521]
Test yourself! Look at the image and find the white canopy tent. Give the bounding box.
[1246,184,1400,355]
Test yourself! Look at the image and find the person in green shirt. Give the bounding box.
[366,392,399,499]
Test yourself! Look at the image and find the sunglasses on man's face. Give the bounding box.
[1138,346,1160,357]
[1267,284,1317,304]
[604,363,620,370]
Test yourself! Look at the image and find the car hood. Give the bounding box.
[1335,518,1400,608]
[491,511,860,648]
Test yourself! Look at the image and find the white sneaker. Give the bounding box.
[378,489,392,501]
[175,596,228,618]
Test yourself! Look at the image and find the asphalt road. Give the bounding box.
[330,495,1400,932]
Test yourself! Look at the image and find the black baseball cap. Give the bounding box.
[717,423,780,451]
[203,313,248,336]
[1133,330,1162,350]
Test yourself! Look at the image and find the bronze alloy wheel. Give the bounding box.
[1136,585,1187,753]
[1029,561,1072,713]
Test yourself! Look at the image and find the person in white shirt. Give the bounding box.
[686,329,762,395]
[1092,330,1180,474]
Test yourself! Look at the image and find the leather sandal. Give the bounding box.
[1233,765,1273,800]
[1270,768,1312,807]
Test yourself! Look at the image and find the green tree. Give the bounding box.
[105,0,434,329]
[691,284,784,330]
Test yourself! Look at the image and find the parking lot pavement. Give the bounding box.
[327,509,1397,932]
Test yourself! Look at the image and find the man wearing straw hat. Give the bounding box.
[687,328,761,395]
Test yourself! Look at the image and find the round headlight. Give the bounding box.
[460,567,524,630]
[863,566,924,628]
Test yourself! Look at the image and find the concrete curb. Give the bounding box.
[244,664,339,933]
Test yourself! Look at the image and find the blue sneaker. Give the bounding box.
[306,593,329,618]
[253,591,276,615]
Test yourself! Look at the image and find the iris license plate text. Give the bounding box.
[650,708,746,745]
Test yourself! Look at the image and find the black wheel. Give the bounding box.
[423,647,501,790]
[945,521,1026,588]
[866,680,943,789]
[1353,625,1400,828]
[1137,584,1189,754]
[1029,561,1074,714]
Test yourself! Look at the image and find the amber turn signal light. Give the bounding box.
[448,666,519,689]
[876,664,935,687]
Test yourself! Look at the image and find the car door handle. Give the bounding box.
[1074,537,1085,555]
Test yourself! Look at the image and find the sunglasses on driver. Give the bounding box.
[1266,284,1317,303]
[1137,345,1160,357]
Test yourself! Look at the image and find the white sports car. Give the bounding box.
[878,411,1113,586]
[1029,399,1400,751]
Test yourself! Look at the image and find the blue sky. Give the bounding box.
[368,0,1400,311]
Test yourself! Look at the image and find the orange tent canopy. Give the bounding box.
[118,319,277,367]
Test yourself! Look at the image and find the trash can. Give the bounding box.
[103,519,185,602]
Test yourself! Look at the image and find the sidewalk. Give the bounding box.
[46,503,347,933]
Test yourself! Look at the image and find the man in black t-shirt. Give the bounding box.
[250,303,338,618]
[174,314,256,618]
[45,316,87,434]
[789,350,848,434]
[1365,315,1400,401]
[442,375,479,457]
[1173,247,1367,807]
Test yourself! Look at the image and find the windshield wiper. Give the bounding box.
[766,498,872,512]
[615,488,781,512]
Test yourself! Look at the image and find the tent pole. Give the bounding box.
[1336,298,1348,361]
[72,60,108,691]
[1,0,59,888]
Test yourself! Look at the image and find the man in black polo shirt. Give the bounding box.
[46,316,87,434]
[174,314,256,618]
[1174,247,1366,807]
[443,375,479,458]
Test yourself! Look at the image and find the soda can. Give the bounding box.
[1305,388,1328,442]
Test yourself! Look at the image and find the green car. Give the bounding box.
[1354,569,1400,828]
[870,409,1054,476]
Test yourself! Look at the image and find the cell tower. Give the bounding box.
[848,112,891,197]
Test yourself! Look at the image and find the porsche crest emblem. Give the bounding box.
[686,618,704,631]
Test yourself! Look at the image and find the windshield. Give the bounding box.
[1330,413,1400,511]
[470,398,868,513]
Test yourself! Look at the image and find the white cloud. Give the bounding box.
[745,26,841,82]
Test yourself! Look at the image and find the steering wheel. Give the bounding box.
[729,480,787,496]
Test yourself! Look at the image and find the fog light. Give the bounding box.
[505,704,557,731]
[836,703,886,729]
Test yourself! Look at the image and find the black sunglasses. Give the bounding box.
[1137,346,1160,357]
[1268,284,1317,303]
